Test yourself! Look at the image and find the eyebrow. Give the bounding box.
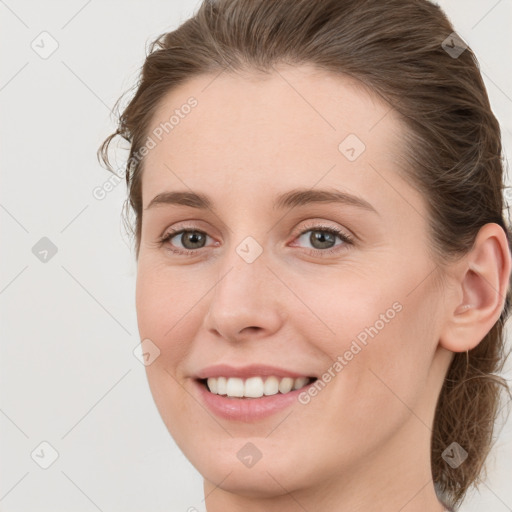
[145,188,378,214]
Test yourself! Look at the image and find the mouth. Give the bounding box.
[197,375,318,399]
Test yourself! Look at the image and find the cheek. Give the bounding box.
[135,265,194,439]
[302,268,439,407]
[332,285,438,427]
[135,264,202,399]
[135,262,201,343]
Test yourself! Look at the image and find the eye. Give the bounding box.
[291,224,354,256]
[158,228,214,255]
[157,223,354,257]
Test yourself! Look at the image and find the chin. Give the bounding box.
[173,435,293,492]
[201,461,302,499]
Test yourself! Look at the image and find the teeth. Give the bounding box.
[264,376,279,396]
[245,376,264,398]
[293,377,309,390]
[278,377,294,394]
[226,377,244,397]
[205,376,312,398]
[217,376,227,395]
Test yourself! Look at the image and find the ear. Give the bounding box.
[439,223,511,353]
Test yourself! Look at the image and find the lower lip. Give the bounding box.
[193,379,312,422]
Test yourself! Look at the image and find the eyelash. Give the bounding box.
[157,223,354,258]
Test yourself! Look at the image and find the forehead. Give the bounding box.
[141,64,407,208]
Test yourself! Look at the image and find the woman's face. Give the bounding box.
[135,65,454,503]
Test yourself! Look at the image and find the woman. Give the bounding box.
[99,0,512,510]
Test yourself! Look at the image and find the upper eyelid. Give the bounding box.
[161,221,349,237]
[294,220,353,238]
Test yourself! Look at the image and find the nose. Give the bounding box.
[202,246,286,343]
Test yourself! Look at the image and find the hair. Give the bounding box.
[98,0,512,509]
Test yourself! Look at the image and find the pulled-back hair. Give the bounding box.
[98,1,512,509]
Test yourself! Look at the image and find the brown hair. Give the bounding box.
[98,0,512,509]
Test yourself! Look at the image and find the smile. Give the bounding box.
[201,376,316,398]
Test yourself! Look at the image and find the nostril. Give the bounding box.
[240,326,262,334]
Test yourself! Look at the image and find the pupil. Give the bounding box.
[183,231,205,249]
[311,231,334,249]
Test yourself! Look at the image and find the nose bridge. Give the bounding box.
[203,233,284,339]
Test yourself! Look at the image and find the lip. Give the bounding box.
[195,364,315,380]
[193,377,315,422]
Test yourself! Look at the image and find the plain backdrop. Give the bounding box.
[1,1,511,511]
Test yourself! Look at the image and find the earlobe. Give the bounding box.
[439,223,511,353]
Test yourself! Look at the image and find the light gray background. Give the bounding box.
[1,1,511,511]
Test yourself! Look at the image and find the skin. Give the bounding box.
[135,64,511,512]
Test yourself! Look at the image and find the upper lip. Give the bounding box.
[195,364,315,380]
